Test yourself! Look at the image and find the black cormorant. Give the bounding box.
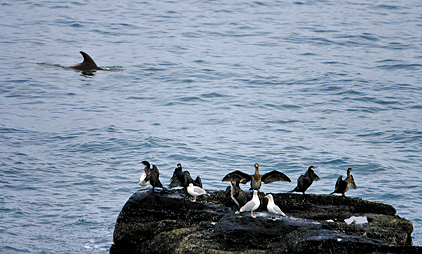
[330,168,357,196]
[290,166,320,194]
[139,161,163,191]
[169,163,202,188]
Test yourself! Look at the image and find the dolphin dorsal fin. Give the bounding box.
[80,51,98,67]
[67,51,104,71]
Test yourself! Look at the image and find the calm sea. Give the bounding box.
[1,0,421,252]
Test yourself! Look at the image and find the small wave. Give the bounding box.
[201,92,227,98]
[377,63,422,70]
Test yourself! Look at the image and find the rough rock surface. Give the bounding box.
[110,189,421,253]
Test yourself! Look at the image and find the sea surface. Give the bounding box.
[1,0,422,253]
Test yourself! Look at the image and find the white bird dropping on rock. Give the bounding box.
[235,190,260,218]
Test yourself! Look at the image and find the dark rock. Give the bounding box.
[110,189,421,253]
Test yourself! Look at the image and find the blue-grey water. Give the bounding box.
[1,0,422,252]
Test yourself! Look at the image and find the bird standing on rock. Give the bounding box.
[138,161,163,191]
[235,190,260,218]
[169,163,202,188]
[265,194,286,220]
[222,163,291,190]
[330,168,357,196]
[290,166,320,194]
[187,183,207,202]
[138,173,150,188]
[227,178,248,208]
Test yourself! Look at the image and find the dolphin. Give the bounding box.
[67,51,104,71]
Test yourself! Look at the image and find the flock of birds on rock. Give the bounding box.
[138,161,357,219]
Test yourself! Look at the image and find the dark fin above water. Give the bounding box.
[67,51,104,71]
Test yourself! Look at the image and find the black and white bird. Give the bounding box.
[138,161,163,191]
[225,178,248,208]
[235,190,260,218]
[138,172,150,187]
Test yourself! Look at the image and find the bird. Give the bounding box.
[265,194,286,220]
[330,168,357,196]
[169,163,202,188]
[138,173,150,187]
[138,161,163,191]
[187,183,207,202]
[222,163,291,190]
[225,178,248,208]
[290,166,320,194]
[138,161,152,186]
[235,190,260,218]
[149,164,164,191]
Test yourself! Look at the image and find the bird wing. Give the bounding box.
[194,176,202,188]
[183,171,195,186]
[350,175,357,189]
[169,178,181,188]
[273,204,286,216]
[222,170,251,183]
[311,171,321,181]
[334,175,345,191]
[193,186,206,195]
[261,170,291,183]
[297,174,305,184]
[239,200,257,212]
[152,165,160,176]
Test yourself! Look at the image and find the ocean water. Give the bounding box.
[1,0,421,252]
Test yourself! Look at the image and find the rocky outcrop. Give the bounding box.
[110,189,421,253]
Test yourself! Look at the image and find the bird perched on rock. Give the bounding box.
[138,161,152,187]
[138,161,163,191]
[225,178,248,209]
[330,168,357,196]
[235,190,260,218]
[222,163,291,190]
[290,166,320,194]
[187,183,207,202]
[169,163,202,188]
[265,194,286,220]
[138,172,150,188]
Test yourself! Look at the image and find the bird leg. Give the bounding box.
[191,197,197,202]
[251,210,256,218]
[272,216,277,221]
